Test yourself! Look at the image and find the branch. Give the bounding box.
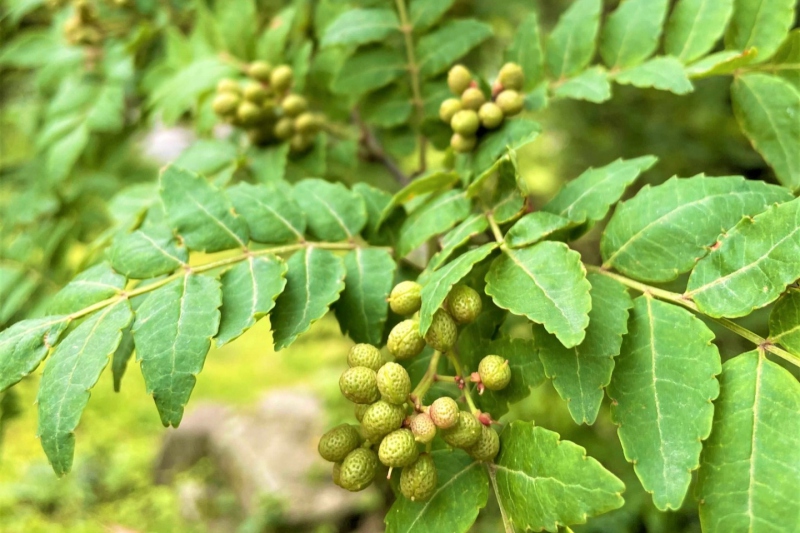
[394,0,427,174]
[352,109,410,186]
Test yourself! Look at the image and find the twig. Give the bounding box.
[394,0,427,174]
[352,109,410,185]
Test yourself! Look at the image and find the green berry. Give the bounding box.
[318,423,361,462]
[339,366,380,404]
[281,94,308,117]
[424,309,458,353]
[441,411,482,448]
[447,65,472,95]
[446,284,482,325]
[450,109,479,136]
[466,425,500,461]
[439,98,462,123]
[409,413,437,443]
[498,62,525,91]
[460,87,486,111]
[339,448,378,492]
[428,397,459,429]
[270,65,293,92]
[348,344,383,371]
[450,133,476,153]
[332,462,343,487]
[478,102,504,130]
[289,133,314,153]
[478,355,511,391]
[389,281,422,315]
[294,112,322,134]
[273,117,294,140]
[378,429,419,467]
[217,78,241,94]
[247,127,273,146]
[376,362,411,405]
[400,453,437,502]
[237,101,263,125]
[248,60,272,82]
[212,92,240,116]
[361,400,405,443]
[387,319,426,361]
[496,89,524,116]
[354,402,369,422]
[243,82,269,105]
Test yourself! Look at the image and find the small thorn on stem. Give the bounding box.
[387,467,394,480]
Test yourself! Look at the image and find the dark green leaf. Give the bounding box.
[293,179,368,241]
[506,11,545,88]
[600,0,669,69]
[109,225,188,279]
[473,119,540,176]
[429,214,489,270]
[228,182,306,244]
[111,327,134,393]
[0,316,70,393]
[546,0,602,79]
[397,190,471,258]
[331,47,406,97]
[769,29,800,89]
[321,9,399,48]
[48,263,126,316]
[416,20,492,79]
[409,0,456,33]
[380,170,459,225]
[362,84,413,128]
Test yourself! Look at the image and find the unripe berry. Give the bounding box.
[361,400,405,443]
[446,284,482,325]
[270,65,294,93]
[237,101,263,125]
[450,110,479,136]
[498,62,525,91]
[294,112,322,134]
[289,133,314,153]
[460,87,486,111]
[424,309,458,353]
[428,397,459,429]
[354,402,369,422]
[447,65,472,95]
[339,366,380,404]
[389,281,422,315]
[478,102,504,130]
[439,98,462,123]
[496,90,524,116]
[387,319,426,361]
[378,428,419,467]
[400,453,437,502]
[450,133,476,153]
[212,92,240,116]
[281,94,308,117]
[376,362,411,405]
[339,448,378,492]
[243,82,269,105]
[247,127,273,146]
[332,462,343,487]
[217,78,241,95]
[409,413,437,443]
[248,60,272,82]
[466,424,500,461]
[478,355,511,391]
[273,117,294,140]
[318,423,361,462]
[441,411,482,448]
[348,344,383,371]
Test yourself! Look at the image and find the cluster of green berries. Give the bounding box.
[63,0,103,45]
[439,63,525,153]
[212,62,323,153]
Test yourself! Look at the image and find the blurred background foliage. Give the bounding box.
[1,0,797,531]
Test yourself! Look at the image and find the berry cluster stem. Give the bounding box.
[410,350,442,401]
[394,0,427,173]
[445,350,480,414]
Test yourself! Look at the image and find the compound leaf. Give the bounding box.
[600,0,669,69]
[769,289,800,355]
[0,316,70,392]
[321,9,399,48]
[109,225,188,279]
[664,0,734,62]
[725,0,796,62]
[545,0,602,79]
[48,262,126,315]
[293,179,367,241]
[416,19,492,79]
[332,47,406,97]
[227,181,306,244]
[614,57,694,95]
[397,190,471,258]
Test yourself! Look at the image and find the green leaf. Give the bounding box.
[725,0,796,62]
[696,351,800,532]
[227,182,306,244]
[685,49,759,77]
[614,57,694,95]
[602,175,792,282]
[416,20,493,79]
[409,0,455,33]
[687,198,800,318]
[429,214,489,270]
[256,6,296,63]
[334,249,396,345]
[361,84,413,128]
[380,171,459,226]
[271,247,346,350]
[159,166,249,253]
[552,67,612,103]
[386,449,488,533]
[664,0,734,62]
[109,225,189,279]
[419,243,497,335]
[770,29,800,89]
[486,242,591,348]
[494,421,626,532]
[353,182,398,244]
[0,316,70,392]
[397,190,472,258]
[216,256,287,346]
[545,0,602,79]
[249,144,290,183]
[321,9,399,48]
[731,73,800,191]
[600,0,670,69]
[47,124,88,183]
[293,179,368,241]
[769,289,800,355]
[537,273,633,425]
[48,263,126,315]
[506,11,545,88]
[544,156,658,225]
[174,139,239,178]
[505,212,573,249]
[473,119,540,176]
[37,300,133,476]
[608,295,721,510]
[490,157,526,224]
[132,274,222,427]
[215,0,257,59]
[331,47,406,97]
[111,327,134,393]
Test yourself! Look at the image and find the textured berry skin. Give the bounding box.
[273,117,294,140]
[378,429,419,467]
[498,62,525,91]
[446,284,483,324]
[339,448,378,492]
[388,281,422,315]
[318,423,361,462]
[387,319,426,360]
[447,65,472,95]
[428,397,460,429]
[466,425,500,461]
[348,344,383,371]
[339,366,380,404]
[354,402,369,422]
[361,400,405,442]
[450,133,476,153]
[270,65,294,92]
[451,110,480,136]
[400,453,437,502]
[439,98,462,123]
[424,309,458,353]
[376,362,411,405]
[441,412,482,448]
[248,61,272,82]
[460,87,486,111]
[212,93,240,116]
[243,82,269,104]
[478,102,504,130]
[217,79,241,94]
[281,94,308,117]
[409,413,437,443]
[479,355,511,391]
[496,90,524,116]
